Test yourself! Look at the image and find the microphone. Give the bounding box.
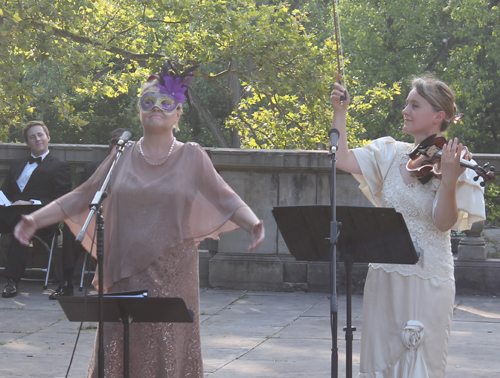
[329,128,340,153]
[116,129,134,147]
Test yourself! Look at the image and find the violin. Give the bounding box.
[406,134,495,186]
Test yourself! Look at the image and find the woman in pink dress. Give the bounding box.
[14,61,265,378]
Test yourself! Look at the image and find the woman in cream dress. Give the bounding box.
[330,72,485,378]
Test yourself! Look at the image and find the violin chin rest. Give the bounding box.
[418,173,435,184]
[419,134,438,148]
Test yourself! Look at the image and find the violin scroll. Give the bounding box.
[472,163,495,187]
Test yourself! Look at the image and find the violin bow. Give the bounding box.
[332,0,347,101]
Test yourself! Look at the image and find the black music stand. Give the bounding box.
[272,204,418,378]
[58,293,194,378]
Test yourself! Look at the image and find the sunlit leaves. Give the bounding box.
[1,0,336,149]
[0,0,499,158]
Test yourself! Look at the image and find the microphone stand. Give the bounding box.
[75,138,130,378]
[328,128,341,378]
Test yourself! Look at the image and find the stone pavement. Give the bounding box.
[0,281,499,378]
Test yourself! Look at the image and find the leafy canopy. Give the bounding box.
[0,0,499,153]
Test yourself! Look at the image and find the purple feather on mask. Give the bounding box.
[156,60,199,105]
[158,75,188,103]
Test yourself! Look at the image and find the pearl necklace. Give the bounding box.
[138,137,176,165]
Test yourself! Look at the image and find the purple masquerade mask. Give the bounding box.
[147,60,200,105]
[139,91,178,112]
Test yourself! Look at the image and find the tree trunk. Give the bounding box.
[228,60,241,148]
[189,90,230,148]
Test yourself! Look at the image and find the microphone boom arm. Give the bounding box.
[75,142,128,243]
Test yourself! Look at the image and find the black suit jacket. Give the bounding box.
[1,153,72,205]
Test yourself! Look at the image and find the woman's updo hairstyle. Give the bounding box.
[411,75,458,132]
[138,80,158,97]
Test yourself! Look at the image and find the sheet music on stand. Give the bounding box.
[88,289,149,298]
[0,190,11,206]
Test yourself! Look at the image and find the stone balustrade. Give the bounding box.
[1,142,499,295]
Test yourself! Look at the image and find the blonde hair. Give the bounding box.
[137,80,182,132]
[23,120,50,141]
[411,75,457,132]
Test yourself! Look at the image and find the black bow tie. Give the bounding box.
[28,156,42,164]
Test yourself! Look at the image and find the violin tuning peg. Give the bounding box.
[480,181,486,187]
[473,176,479,182]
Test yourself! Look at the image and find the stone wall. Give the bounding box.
[1,143,499,295]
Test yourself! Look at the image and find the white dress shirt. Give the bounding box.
[16,150,50,204]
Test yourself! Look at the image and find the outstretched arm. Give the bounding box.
[230,206,265,252]
[330,71,361,175]
[14,201,67,246]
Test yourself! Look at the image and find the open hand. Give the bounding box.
[14,214,38,246]
[439,137,466,185]
[248,220,265,252]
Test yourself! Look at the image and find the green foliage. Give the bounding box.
[485,182,500,226]
[1,0,339,148]
[340,0,500,151]
[42,91,141,144]
[1,0,498,217]
[0,0,499,154]
[443,1,500,153]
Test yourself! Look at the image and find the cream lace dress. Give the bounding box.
[351,137,485,378]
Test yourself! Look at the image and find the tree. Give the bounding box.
[1,0,499,153]
[0,0,337,148]
[339,0,500,152]
[444,0,500,153]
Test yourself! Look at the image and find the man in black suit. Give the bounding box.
[1,120,71,298]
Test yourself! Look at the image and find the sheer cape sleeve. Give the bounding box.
[188,143,246,241]
[55,150,115,256]
[55,142,247,291]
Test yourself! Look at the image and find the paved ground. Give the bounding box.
[0,281,499,378]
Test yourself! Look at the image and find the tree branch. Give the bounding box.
[424,35,456,72]
[189,89,230,148]
[199,69,244,81]
[29,21,164,61]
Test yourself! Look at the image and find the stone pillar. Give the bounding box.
[458,221,486,261]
